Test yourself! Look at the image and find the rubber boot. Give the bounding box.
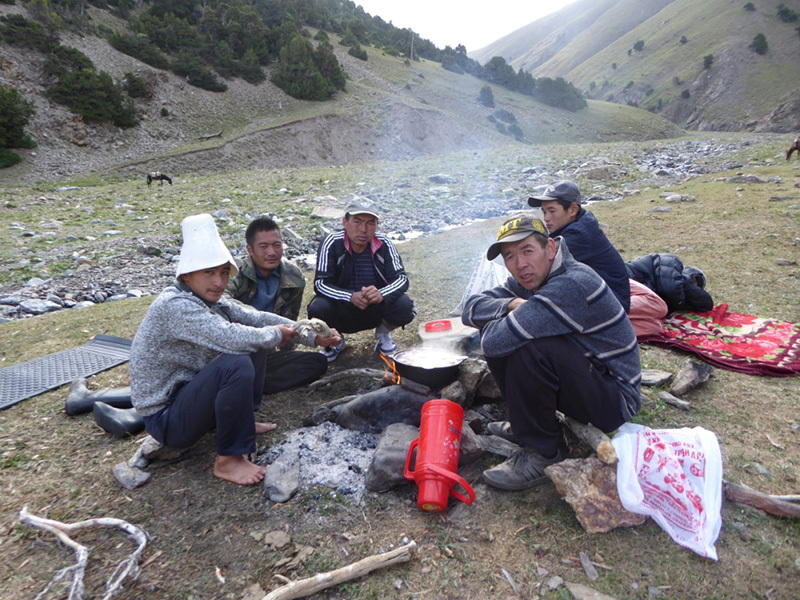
[64,378,132,416]
[93,402,145,438]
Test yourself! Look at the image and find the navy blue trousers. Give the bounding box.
[485,336,626,458]
[143,348,268,456]
[307,293,415,334]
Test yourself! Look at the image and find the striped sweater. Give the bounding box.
[313,230,409,302]
[462,239,642,421]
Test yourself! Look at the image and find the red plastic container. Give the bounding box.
[425,319,452,332]
[404,399,476,512]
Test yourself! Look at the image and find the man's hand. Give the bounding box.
[315,328,342,349]
[507,298,526,313]
[349,289,370,310]
[275,324,299,348]
[360,285,383,305]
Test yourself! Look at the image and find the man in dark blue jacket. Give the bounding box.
[528,180,631,313]
[308,198,416,361]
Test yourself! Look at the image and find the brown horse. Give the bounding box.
[786,136,800,160]
[147,171,173,185]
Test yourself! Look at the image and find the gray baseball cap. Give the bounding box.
[528,180,581,207]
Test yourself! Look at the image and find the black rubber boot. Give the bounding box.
[64,378,133,416]
[92,402,145,438]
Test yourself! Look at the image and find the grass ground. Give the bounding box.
[0,133,798,600]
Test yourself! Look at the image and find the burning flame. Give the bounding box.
[379,353,401,385]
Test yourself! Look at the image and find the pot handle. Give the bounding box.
[421,463,476,505]
[403,438,419,481]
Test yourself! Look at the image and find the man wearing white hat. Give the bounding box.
[308,198,416,361]
[129,214,341,485]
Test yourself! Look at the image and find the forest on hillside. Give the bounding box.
[0,0,587,167]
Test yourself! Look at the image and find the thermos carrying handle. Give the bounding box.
[403,438,420,480]
[422,463,476,505]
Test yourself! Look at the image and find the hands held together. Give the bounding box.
[350,285,383,310]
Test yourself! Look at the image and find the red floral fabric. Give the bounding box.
[638,304,800,376]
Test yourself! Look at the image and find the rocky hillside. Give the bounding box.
[470,0,800,133]
[0,3,683,186]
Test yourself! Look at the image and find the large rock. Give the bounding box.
[545,456,646,533]
[332,385,433,433]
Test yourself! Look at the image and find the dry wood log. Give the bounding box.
[669,360,713,396]
[309,368,431,395]
[18,506,147,600]
[197,130,223,140]
[308,368,386,389]
[724,481,800,518]
[556,411,618,465]
[658,391,691,410]
[262,541,417,600]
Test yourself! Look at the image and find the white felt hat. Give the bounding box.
[175,214,238,277]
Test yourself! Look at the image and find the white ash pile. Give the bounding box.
[262,422,380,504]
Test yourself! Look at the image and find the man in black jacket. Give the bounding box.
[308,198,416,361]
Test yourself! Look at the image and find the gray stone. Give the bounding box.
[24,277,47,287]
[565,583,619,600]
[332,385,432,433]
[641,369,673,386]
[19,299,61,315]
[428,174,457,184]
[648,206,672,213]
[73,301,96,309]
[112,462,151,490]
[365,423,418,492]
[265,445,300,502]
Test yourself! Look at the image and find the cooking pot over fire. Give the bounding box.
[389,346,467,389]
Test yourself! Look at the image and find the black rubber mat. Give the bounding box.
[0,334,131,410]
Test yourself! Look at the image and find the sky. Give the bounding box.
[352,0,577,53]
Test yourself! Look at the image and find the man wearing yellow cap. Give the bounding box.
[462,215,641,491]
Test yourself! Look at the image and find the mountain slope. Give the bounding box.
[470,0,800,132]
[0,3,682,185]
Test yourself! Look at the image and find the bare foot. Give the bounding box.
[213,455,266,485]
[255,421,278,434]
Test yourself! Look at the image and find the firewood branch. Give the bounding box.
[556,411,618,465]
[19,506,148,600]
[723,482,800,518]
[262,540,417,600]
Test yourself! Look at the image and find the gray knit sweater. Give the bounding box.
[130,283,317,417]
[462,239,642,421]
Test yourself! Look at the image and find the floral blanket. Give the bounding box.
[638,304,800,376]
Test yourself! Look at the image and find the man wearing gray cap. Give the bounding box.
[308,198,416,361]
[462,215,641,490]
[528,180,631,313]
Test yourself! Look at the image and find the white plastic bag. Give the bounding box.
[612,422,723,560]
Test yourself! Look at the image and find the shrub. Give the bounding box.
[633,40,645,52]
[271,34,335,100]
[507,123,524,140]
[681,89,691,99]
[478,85,494,107]
[703,54,714,69]
[172,51,227,92]
[533,77,587,111]
[749,33,768,54]
[441,54,463,74]
[777,4,798,22]
[108,32,170,70]
[744,2,755,10]
[160,107,169,117]
[0,14,57,52]
[0,148,23,168]
[492,109,517,124]
[123,72,150,98]
[0,84,36,149]
[348,42,367,61]
[680,35,688,44]
[46,69,139,127]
